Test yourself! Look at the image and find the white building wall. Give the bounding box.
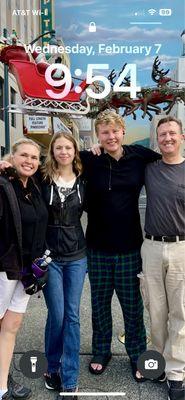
[0,0,41,157]
[150,55,185,156]
[170,57,185,130]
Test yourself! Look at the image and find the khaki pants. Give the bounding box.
[140,238,185,381]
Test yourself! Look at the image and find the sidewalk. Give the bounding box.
[13,277,168,400]
[12,208,168,399]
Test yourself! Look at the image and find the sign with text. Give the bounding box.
[41,0,54,46]
[25,116,50,134]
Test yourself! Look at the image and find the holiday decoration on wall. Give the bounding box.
[87,57,185,120]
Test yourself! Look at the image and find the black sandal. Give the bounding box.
[89,354,112,375]
[152,372,166,383]
[130,361,147,383]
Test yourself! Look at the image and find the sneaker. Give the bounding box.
[44,373,61,391]
[2,390,14,400]
[167,380,185,400]
[153,371,166,383]
[56,388,77,400]
[7,375,31,399]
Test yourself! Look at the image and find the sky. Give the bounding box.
[54,0,185,144]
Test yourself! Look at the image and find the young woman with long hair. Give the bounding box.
[41,132,87,400]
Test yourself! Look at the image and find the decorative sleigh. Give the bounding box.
[0,44,90,116]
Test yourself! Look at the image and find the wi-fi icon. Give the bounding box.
[148,8,157,15]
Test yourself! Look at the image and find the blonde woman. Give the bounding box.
[41,132,87,400]
[0,138,48,400]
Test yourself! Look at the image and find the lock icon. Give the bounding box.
[89,22,96,33]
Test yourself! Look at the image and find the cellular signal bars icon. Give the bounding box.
[148,9,157,15]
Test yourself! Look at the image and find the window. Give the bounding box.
[10,88,16,127]
[1,146,5,159]
[6,1,12,31]
[0,78,4,121]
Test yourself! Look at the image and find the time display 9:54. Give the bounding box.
[45,63,141,100]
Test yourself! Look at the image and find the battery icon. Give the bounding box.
[159,8,172,16]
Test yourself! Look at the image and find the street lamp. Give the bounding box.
[48,30,58,46]
[30,30,60,61]
[30,29,56,46]
[47,31,60,61]
[181,30,185,56]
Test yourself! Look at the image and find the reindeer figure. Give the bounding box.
[106,62,162,120]
[93,58,181,120]
[152,56,171,87]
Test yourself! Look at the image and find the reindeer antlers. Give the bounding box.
[152,56,170,82]
[107,69,117,86]
[108,63,130,87]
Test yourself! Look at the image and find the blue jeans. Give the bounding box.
[43,257,87,390]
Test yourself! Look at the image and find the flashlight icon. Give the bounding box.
[30,356,37,373]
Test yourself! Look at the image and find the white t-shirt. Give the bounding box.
[53,176,76,204]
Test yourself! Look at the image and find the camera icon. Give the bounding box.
[137,350,165,379]
[145,359,158,370]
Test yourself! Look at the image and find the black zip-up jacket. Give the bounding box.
[80,145,161,253]
[41,175,86,261]
[0,175,48,279]
[0,176,22,279]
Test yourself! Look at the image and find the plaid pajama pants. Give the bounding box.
[87,248,146,362]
